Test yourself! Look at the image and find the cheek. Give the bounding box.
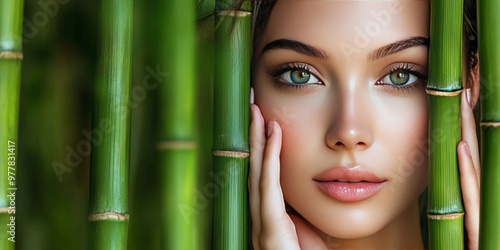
[278,119,322,186]
[380,93,429,192]
[258,99,325,167]
[254,89,328,197]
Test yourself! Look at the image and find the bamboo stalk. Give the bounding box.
[0,0,23,248]
[156,0,199,249]
[196,3,217,249]
[88,0,133,248]
[198,0,216,20]
[426,0,465,248]
[127,0,162,249]
[478,0,500,248]
[212,0,252,249]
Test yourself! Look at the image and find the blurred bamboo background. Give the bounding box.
[0,0,498,249]
[0,0,23,248]
[12,0,218,249]
[478,0,500,248]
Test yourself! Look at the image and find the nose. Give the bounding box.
[325,92,374,151]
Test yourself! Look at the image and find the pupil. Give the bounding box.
[390,70,409,85]
[291,70,310,84]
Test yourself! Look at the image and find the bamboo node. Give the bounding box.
[427,212,464,220]
[217,10,251,17]
[88,212,129,221]
[213,150,249,158]
[156,140,198,150]
[425,88,463,97]
[480,122,500,128]
[0,51,23,59]
[0,207,13,214]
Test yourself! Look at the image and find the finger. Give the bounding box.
[458,141,480,250]
[249,104,266,249]
[258,122,300,249]
[461,89,480,183]
[259,121,286,223]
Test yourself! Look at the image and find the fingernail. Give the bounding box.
[464,142,471,157]
[466,88,471,106]
[267,121,274,138]
[250,87,255,104]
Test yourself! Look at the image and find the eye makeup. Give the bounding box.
[269,62,323,90]
[265,60,428,93]
[375,62,428,92]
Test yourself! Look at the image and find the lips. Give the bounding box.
[313,165,387,202]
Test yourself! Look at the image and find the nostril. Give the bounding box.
[335,142,343,147]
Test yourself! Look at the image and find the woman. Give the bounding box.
[248,0,480,249]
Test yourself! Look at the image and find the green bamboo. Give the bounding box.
[212,1,252,249]
[0,0,23,248]
[196,4,217,249]
[88,0,133,249]
[156,0,199,249]
[17,1,95,248]
[478,0,500,248]
[427,0,465,249]
[127,0,161,249]
[198,0,216,20]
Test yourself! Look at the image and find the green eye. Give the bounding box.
[280,69,320,85]
[389,70,410,85]
[380,69,418,86]
[291,69,310,84]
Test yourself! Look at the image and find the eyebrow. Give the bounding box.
[260,39,328,59]
[368,36,429,61]
[260,36,429,61]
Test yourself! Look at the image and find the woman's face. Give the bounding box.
[253,0,429,241]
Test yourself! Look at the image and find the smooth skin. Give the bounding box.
[250,92,479,249]
[249,0,480,249]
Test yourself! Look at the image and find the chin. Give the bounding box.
[321,221,385,240]
[286,188,417,243]
[313,208,389,240]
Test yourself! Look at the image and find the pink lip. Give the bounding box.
[313,166,386,202]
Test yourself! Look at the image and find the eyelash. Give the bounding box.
[270,62,427,91]
[376,63,428,92]
[270,62,322,90]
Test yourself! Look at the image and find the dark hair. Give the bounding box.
[251,0,478,83]
[252,1,277,51]
[463,0,478,85]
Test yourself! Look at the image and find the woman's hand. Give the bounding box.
[458,89,480,250]
[249,104,327,250]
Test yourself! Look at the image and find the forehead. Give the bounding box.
[257,0,429,58]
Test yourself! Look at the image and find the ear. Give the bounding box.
[467,61,480,109]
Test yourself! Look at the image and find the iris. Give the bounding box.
[290,69,311,84]
[389,70,410,85]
